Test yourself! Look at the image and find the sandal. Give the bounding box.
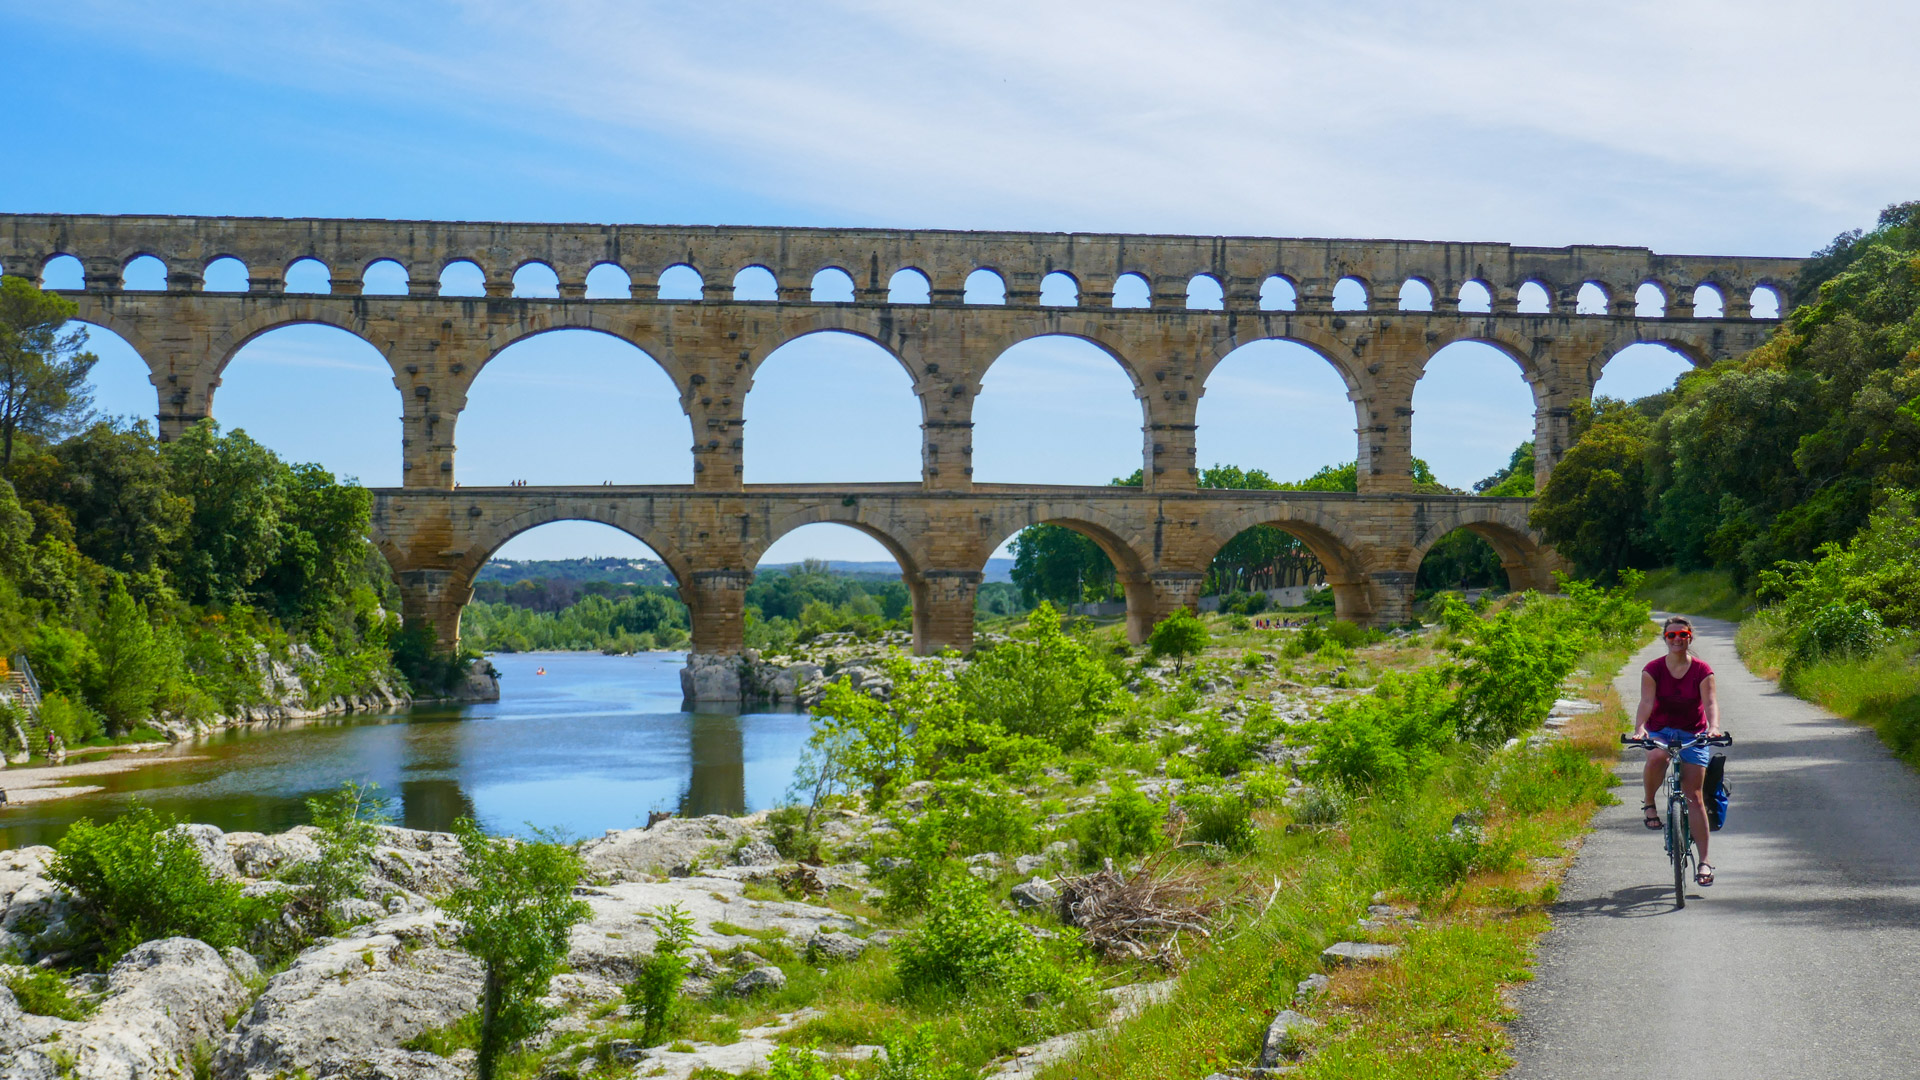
[1695,863,1715,887]
[1642,804,1662,830]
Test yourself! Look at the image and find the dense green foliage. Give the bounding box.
[893,872,1080,1002]
[47,806,258,964]
[462,589,688,653]
[443,821,593,1080]
[956,603,1122,751]
[1146,608,1209,668]
[0,276,97,468]
[1535,202,1920,584]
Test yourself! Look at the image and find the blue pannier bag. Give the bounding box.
[1705,753,1730,831]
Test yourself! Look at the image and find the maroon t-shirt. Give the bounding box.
[1644,656,1714,733]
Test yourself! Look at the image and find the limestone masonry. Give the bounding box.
[0,213,1800,653]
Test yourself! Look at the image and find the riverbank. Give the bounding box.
[1,592,1647,1080]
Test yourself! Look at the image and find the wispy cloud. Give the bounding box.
[19,1,1915,253]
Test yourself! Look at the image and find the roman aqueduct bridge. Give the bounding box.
[0,214,1801,655]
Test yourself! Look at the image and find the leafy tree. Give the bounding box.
[1146,607,1208,670]
[1530,402,1660,580]
[86,579,168,732]
[1474,441,1535,496]
[443,820,592,1080]
[1010,524,1116,607]
[1416,529,1505,591]
[957,602,1122,751]
[163,422,285,608]
[11,422,189,582]
[0,276,97,470]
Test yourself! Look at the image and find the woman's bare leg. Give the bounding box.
[1682,761,1710,867]
[1643,750,1669,811]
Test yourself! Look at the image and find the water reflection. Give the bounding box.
[0,652,811,849]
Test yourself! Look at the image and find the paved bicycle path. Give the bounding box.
[1506,614,1920,1079]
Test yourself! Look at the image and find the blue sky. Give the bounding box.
[8,1,1914,565]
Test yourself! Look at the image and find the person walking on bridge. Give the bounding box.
[1631,615,1722,885]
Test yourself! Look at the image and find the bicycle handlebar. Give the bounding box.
[1621,732,1733,749]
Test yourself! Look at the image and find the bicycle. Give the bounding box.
[1622,730,1733,908]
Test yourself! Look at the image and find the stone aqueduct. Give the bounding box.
[0,214,1801,655]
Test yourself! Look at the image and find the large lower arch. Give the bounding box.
[460,328,690,486]
[1406,506,1562,593]
[747,510,940,651]
[1197,509,1378,625]
[980,504,1160,643]
[375,502,694,654]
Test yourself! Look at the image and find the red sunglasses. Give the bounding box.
[1664,630,1692,641]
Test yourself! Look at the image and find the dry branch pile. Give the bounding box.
[1056,857,1234,969]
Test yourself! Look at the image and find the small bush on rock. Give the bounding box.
[286,779,391,933]
[1074,776,1165,868]
[48,805,258,964]
[6,967,96,1020]
[894,872,1077,1002]
[626,903,696,1045]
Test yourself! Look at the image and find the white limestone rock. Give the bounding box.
[566,877,859,983]
[213,912,480,1080]
[2,938,250,1080]
[680,653,743,704]
[580,817,759,880]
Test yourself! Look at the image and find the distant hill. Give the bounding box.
[475,557,676,587]
[477,556,1016,585]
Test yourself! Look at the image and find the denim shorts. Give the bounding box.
[1651,728,1713,766]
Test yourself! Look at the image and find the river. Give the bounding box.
[0,652,814,850]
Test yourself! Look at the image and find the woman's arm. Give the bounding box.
[1633,671,1656,736]
[1701,673,1720,735]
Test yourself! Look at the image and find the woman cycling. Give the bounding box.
[1632,616,1722,885]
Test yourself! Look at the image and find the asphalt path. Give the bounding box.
[1506,614,1920,1079]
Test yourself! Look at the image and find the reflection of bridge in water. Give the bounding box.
[0,214,1800,650]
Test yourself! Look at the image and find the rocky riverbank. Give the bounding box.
[0,814,892,1080]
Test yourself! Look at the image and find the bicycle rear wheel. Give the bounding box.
[1668,795,1688,908]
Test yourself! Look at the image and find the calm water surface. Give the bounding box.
[0,652,812,849]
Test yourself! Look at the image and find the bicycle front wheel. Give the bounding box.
[1668,795,1688,908]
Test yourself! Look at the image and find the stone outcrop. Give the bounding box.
[678,651,823,706]
[566,876,861,984]
[214,912,481,1080]
[1,938,250,1080]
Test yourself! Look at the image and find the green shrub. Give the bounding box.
[1075,776,1164,867]
[1493,741,1616,815]
[37,691,104,745]
[625,903,696,1044]
[925,780,1038,856]
[766,1042,833,1080]
[286,780,390,934]
[765,805,824,863]
[1146,609,1208,670]
[1310,668,1458,791]
[1176,790,1257,852]
[957,602,1125,752]
[1326,619,1375,649]
[47,805,258,963]
[1791,601,1888,668]
[894,872,1076,1002]
[5,968,96,1020]
[871,1025,971,1080]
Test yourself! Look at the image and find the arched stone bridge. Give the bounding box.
[0,214,1800,652]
